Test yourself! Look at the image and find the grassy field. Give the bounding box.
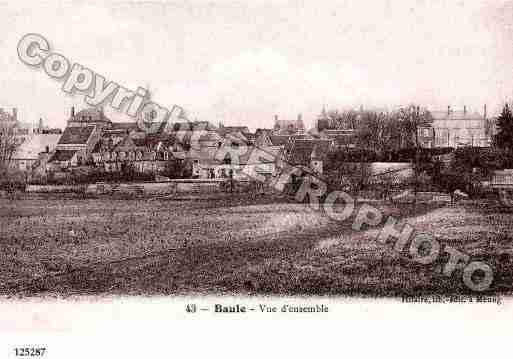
[0,195,512,297]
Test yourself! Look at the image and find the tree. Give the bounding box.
[160,159,188,179]
[0,127,18,171]
[494,103,513,152]
[353,105,432,158]
[325,162,371,197]
[0,127,24,192]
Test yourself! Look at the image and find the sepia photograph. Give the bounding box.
[1,0,513,357]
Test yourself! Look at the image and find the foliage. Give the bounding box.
[160,159,189,179]
[0,167,26,192]
[354,105,432,155]
[494,103,513,152]
[325,162,372,195]
[0,127,20,173]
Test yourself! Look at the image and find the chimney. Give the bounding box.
[464,105,467,116]
[12,108,17,122]
[447,105,451,115]
[297,113,302,123]
[71,106,75,117]
[484,104,487,119]
[38,117,43,129]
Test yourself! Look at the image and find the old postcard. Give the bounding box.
[1,0,512,357]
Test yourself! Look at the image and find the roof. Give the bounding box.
[286,139,332,166]
[322,129,355,136]
[58,126,96,145]
[431,111,485,121]
[222,131,249,145]
[187,148,220,165]
[218,126,250,136]
[114,136,144,152]
[254,131,273,147]
[110,122,141,132]
[50,149,77,162]
[71,108,111,123]
[239,146,282,165]
[188,145,282,167]
[172,151,187,160]
[270,135,291,146]
[12,134,60,160]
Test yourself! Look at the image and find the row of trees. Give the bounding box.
[321,103,513,201]
[320,104,432,156]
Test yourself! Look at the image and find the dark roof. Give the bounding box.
[58,126,95,145]
[286,139,332,166]
[270,135,291,146]
[71,108,111,123]
[218,126,250,136]
[255,128,272,136]
[50,149,77,162]
[110,122,141,132]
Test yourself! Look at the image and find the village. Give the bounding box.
[1,102,510,201]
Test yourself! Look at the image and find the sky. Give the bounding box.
[1,0,512,130]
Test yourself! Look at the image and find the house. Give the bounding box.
[218,125,251,137]
[10,133,61,172]
[285,139,333,174]
[92,133,182,174]
[315,129,356,149]
[67,106,112,129]
[269,135,292,147]
[422,105,490,148]
[272,114,305,135]
[48,125,99,170]
[189,145,282,180]
[254,130,273,147]
[168,121,222,149]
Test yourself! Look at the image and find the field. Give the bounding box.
[0,195,512,297]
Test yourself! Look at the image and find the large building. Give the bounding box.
[272,114,305,135]
[419,105,491,148]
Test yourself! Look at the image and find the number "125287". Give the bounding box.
[14,347,46,357]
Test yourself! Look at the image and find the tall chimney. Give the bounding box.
[447,105,451,115]
[464,105,467,116]
[71,106,75,117]
[297,113,302,122]
[484,104,487,119]
[12,108,17,122]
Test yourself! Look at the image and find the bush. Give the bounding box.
[0,168,26,192]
